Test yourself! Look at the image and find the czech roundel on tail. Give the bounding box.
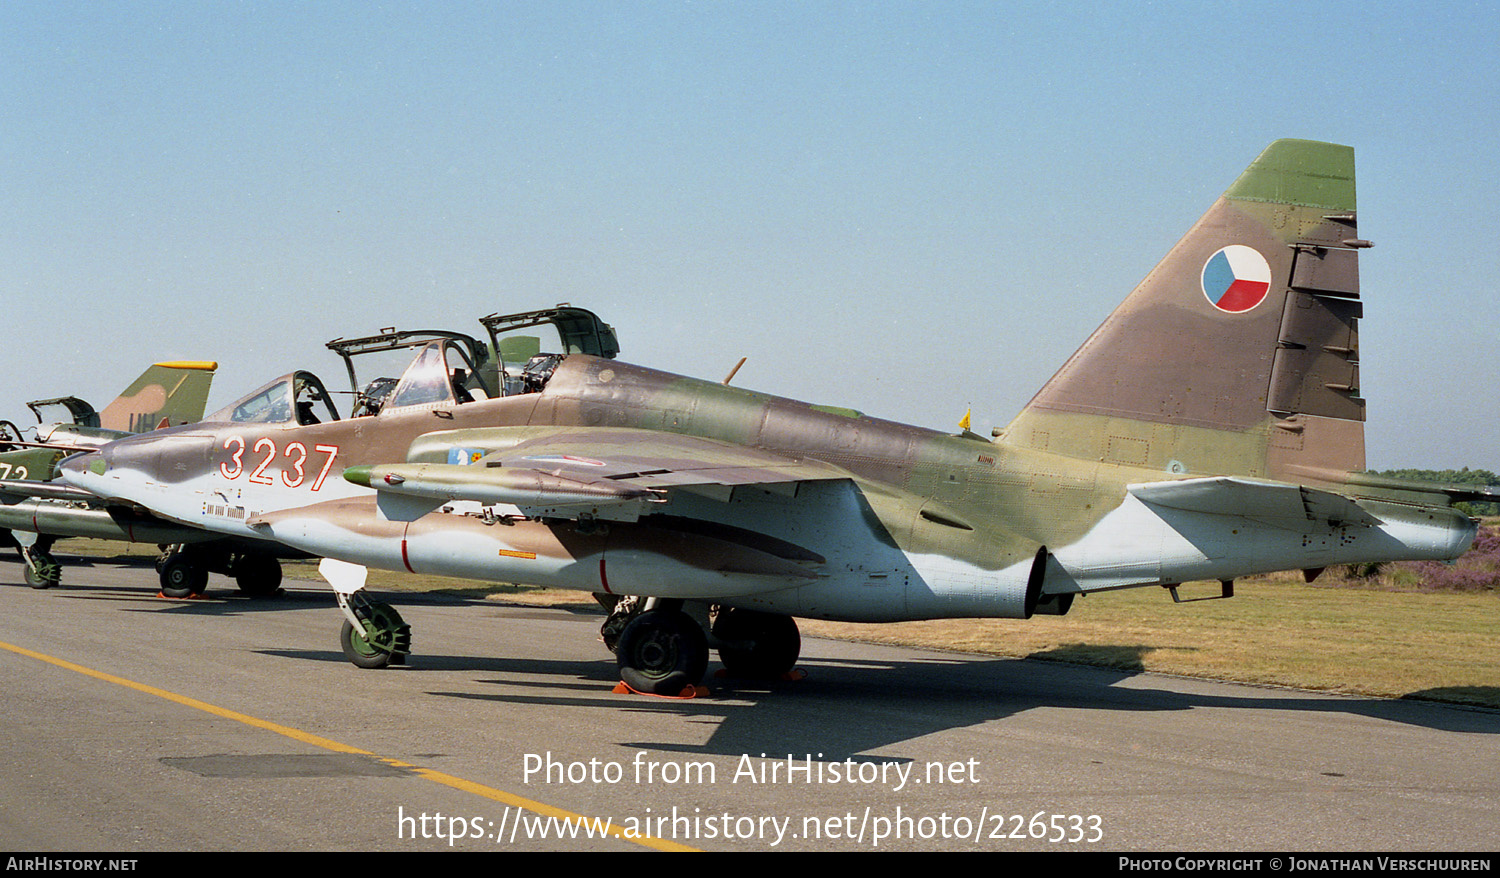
[60,141,1499,695]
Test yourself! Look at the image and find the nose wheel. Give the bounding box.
[16,534,61,589]
[321,558,411,669]
[22,548,61,589]
[339,599,412,669]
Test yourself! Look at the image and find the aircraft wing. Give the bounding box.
[352,426,854,520]
[1128,477,1382,528]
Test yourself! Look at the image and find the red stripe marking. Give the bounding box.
[1215,279,1269,313]
[400,534,415,574]
[599,559,612,594]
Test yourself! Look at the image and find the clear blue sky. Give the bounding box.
[3,1,1496,469]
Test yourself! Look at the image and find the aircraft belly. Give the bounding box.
[258,501,813,598]
[402,516,810,598]
[320,471,1042,620]
[121,469,364,540]
[654,482,1038,622]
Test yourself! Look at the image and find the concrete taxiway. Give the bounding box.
[2,555,1496,851]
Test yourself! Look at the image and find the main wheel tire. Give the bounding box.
[234,554,283,597]
[616,609,709,696]
[713,608,800,679]
[159,554,208,598]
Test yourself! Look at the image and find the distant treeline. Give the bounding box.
[1371,468,1500,516]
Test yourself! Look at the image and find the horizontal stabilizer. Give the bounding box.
[1443,484,1500,505]
[1129,477,1381,527]
[1335,471,1500,508]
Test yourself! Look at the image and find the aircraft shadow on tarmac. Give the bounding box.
[0,570,331,613]
[258,642,1498,762]
[0,561,521,617]
[10,557,1496,754]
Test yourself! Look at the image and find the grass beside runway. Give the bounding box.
[41,528,1500,709]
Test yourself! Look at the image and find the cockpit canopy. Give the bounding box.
[208,371,340,425]
[360,339,480,416]
[209,306,621,424]
[206,340,484,425]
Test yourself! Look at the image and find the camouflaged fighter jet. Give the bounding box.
[0,361,221,588]
[60,141,1498,696]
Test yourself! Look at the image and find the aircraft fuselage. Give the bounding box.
[65,354,1476,624]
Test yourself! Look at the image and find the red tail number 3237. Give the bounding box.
[219,437,340,490]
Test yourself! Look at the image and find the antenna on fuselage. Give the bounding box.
[721,357,747,386]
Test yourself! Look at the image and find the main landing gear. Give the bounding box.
[157,550,208,597]
[155,546,284,598]
[711,607,801,680]
[615,601,709,696]
[601,597,802,696]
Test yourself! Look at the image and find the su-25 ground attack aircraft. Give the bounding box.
[0,361,219,588]
[61,140,1499,695]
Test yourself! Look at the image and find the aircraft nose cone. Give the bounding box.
[58,449,105,486]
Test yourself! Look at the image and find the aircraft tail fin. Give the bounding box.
[98,361,218,433]
[1003,140,1366,485]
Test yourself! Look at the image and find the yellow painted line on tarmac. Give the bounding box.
[0,639,370,754]
[0,638,696,852]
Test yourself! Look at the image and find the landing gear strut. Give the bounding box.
[597,593,642,653]
[615,599,708,696]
